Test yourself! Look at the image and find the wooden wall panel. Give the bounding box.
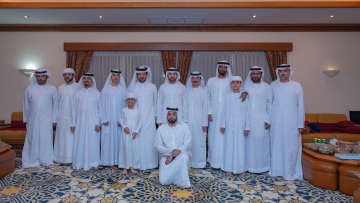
[64,42,293,51]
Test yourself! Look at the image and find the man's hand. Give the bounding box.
[220,128,225,134]
[298,128,303,133]
[103,121,109,126]
[165,155,173,165]
[118,122,121,127]
[132,132,137,139]
[208,114,213,122]
[202,126,208,132]
[158,123,162,126]
[95,125,101,132]
[70,126,75,133]
[240,91,248,102]
[264,122,270,129]
[124,127,130,134]
[171,149,181,156]
[244,130,249,136]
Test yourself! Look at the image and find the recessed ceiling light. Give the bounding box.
[330,15,334,18]
[24,15,28,18]
[253,15,256,18]
[99,15,103,19]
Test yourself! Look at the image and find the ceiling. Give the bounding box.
[1,1,360,32]
[1,8,360,24]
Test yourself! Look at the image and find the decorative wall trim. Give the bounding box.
[1,24,359,32]
[1,1,360,8]
[63,42,293,51]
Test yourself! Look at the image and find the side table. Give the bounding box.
[0,141,16,178]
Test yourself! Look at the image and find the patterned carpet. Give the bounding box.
[0,160,353,203]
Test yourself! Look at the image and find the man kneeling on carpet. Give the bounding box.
[154,107,192,188]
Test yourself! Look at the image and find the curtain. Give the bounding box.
[161,51,176,74]
[89,51,271,89]
[89,51,163,90]
[265,51,288,81]
[189,51,271,84]
[178,51,193,84]
[66,51,93,82]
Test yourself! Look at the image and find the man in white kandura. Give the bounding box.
[206,60,232,169]
[155,107,192,188]
[22,68,58,168]
[71,72,101,171]
[99,69,127,166]
[127,66,158,170]
[54,68,78,164]
[243,66,272,173]
[183,71,208,168]
[269,64,304,180]
[157,67,185,126]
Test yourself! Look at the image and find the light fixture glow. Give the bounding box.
[20,64,37,76]
[253,15,256,18]
[24,15,28,18]
[99,15,103,19]
[330,15,334,18]
[323,69,340,77]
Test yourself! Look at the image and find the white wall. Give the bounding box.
[0,32,359,122]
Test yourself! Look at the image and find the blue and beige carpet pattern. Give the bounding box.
[0,160,353,202]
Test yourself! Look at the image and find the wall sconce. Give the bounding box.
[323,69,340,77]
[19,68,36,76]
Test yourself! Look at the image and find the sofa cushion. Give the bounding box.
[307,122,322,132]
[10,121,26,128]
[317,113,347,123]
[336,120,357,127]
[305,113,319,123]
[10,112,26,128]
[318,123,338,132]
[344,125,360,134]
[337,120,357,132]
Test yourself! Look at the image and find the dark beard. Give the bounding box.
[168,77,176,82]
[168,118,177,124]
[65,77,73,83]
[251,77,261,83]
[218,70,227,76]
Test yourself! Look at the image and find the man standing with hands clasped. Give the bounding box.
[269,64,304,181]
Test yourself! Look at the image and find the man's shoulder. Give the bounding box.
[58,83,66,89]
[260,81,271,87]
[290,80,301,86]
[207,77,217,82]
[146,82,157,90]
[177,82,185,86]
[178,122,191,130]
[46,84,57,91]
